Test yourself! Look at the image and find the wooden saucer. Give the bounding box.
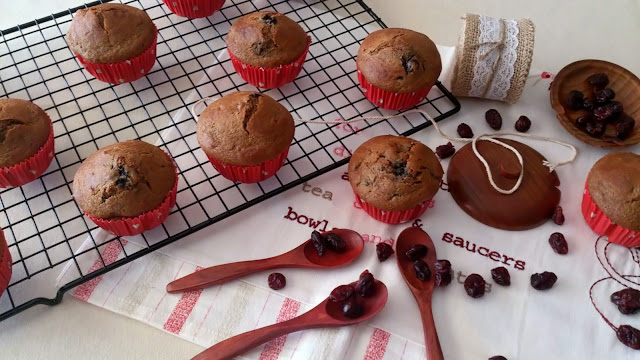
[550,59,640,148]
[447,139,561,231]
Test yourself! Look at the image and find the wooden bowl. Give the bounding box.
[550,59,640,148]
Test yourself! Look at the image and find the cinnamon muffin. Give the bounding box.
[0,228,12,297]
[349,135,443,212]
[226,11,308,68]
[585,152,640,237]
[73,140,176,220]
[66,3,156,64]
[197,92,294,181]
[0,98,51,169]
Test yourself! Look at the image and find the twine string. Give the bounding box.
[190,99,577,194]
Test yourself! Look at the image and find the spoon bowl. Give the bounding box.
[396,227,444,360]
[167,228,364,293]
[192,278,388,360]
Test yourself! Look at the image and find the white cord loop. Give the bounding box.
[190,98,577,194]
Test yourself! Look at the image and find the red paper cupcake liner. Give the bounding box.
[75,29,158,84]
[86,156,179,237]
[357,67,433,111]
[582,186,640,247]
[162,0,225,18]
[206,147,289,183]
[0,228,12,296]
[228,37,311,89]
[354,193,429,224]
[0,118,55,188]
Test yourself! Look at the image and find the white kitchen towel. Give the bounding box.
[54,49,640,360]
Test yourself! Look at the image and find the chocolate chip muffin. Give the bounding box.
[357,28,441,93]
[0,98,51,168]
[66,3,155,64]
[226,11,308,68]
[587,152,640,231]
[348,135,444,211]
[197,91,295,166]
[73,140,176,220]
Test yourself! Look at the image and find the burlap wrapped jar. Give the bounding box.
[451,14,535,104]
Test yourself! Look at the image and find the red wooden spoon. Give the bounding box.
[396,227,444,360]
[191,279,388,360]
[167,229,364,293]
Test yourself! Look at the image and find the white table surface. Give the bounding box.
[0,1,638,359]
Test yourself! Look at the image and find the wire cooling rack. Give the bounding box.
[0,0,460,320]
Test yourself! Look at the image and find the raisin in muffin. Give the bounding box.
[226,11,308,68]
[584,152,640,246]
[73,140,176,220]
[0,98,51,169]
[66,3,156,64]
[357,28,441,94]
[348,135,443,212]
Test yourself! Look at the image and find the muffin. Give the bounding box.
[0,98,55,188]
[226,11,310,88]
[356,28,442,110]
[348,135,444,224]
[163,0,225,19]
[66,3,157,84]
[583,152,640,247]
[73,140,178,236]
[0,228,12,296]
[196,91,294,183]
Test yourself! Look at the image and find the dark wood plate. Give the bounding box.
[550,59,640,148]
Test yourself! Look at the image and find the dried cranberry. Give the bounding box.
[489,357,508,360]
[616,114,635,140]
[356,270,376,297]
[549,232,568,254]
[311,230,326,256]
[530,271,557,290]
[515,116,531,132]
[405,244,428,261]
[268,273,286,290]
[325,232,346,253]
[585,121,605,137]
[434,260,452,273]
[413,260,431,281]
[435,142,456,159]
[435,272,452,287]
[594,88,616,103]
[587,73,609,89]
[552,206,565,225]
[582,97,595,111]
[376,242,394,262]
[566,90,584,110]
[485,109,503,130]
[457,123,474,138]
[576,114,594,128]
[464,274,486,298]
[342,296,364,318]
[594,105,616,122]
[610,101,624,116]
[329,284,355,303]
[616,325,640,350]
[611,288,640,315]
[491,267,511,286]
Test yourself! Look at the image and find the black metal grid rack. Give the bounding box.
[0,0,460,321]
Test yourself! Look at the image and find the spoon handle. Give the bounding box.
[417,297,444,360]
[192,312,317,360]
[167,257,283,293]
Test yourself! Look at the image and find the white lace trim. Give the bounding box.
[469,16,519,101]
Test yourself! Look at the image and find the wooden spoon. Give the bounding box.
[167,229,364,293]
[192,279,388,360]
[396,227,444,360]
